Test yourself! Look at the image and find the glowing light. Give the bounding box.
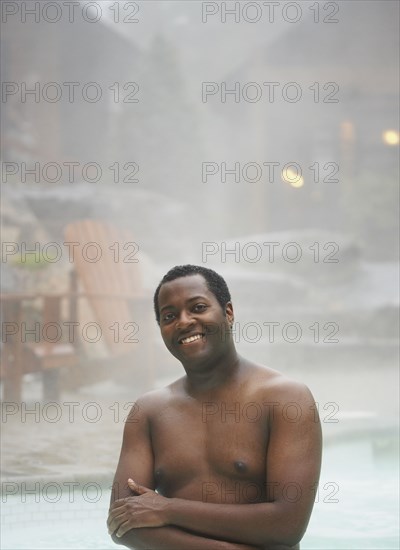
[382,130,399,146]
[282,168,304,188]
[341,121,354,141]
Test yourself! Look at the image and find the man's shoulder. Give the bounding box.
[134,376,186,413]
[244,363,318,430]
[245,361,313,402]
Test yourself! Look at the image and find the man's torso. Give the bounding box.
[149,363,277,504]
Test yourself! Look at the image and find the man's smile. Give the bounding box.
[179,333,205,345]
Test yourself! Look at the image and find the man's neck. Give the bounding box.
[182,346,241,396]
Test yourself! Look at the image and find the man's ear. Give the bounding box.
[225,302,234,326]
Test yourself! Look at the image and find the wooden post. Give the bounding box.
[2,299,23,402]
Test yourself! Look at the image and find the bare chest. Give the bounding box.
[150,399,269,498]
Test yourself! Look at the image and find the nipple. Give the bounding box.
[234,460,247,473]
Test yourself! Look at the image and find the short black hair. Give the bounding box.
[153,264,231,324]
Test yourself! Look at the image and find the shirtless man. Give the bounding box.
[107,265,322,549]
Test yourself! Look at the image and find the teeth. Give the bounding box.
[181,334,203,344]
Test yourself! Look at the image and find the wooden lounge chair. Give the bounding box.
[1,289,78,402]
[1,220,152,402]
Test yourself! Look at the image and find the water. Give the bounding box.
[302,431,399,549]
[1,431,398,549]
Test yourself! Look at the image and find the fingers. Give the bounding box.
[110,498,128,510]
[115,518,137,538]
[127,478,139,494]
[127,478,148,494]
[107,506,128,533]
[108,487,155,537]
[108,508,139,538]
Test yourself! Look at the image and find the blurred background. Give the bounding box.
[1,1,399,548]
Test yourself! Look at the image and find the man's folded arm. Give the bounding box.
[109,398,259,550]
[111,525,260,550]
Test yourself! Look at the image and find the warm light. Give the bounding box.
[382,130,399,146]
[341,121,354,141]
[282,167,304,188]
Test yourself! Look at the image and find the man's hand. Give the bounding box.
[107,479,169,538]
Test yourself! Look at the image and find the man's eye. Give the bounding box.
[193,304,207,312]
[163,313,175,322]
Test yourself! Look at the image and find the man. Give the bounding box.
[107,265,322,549]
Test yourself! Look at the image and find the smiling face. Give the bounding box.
[157,274,234,368]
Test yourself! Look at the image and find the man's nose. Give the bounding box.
[176,310,195,329]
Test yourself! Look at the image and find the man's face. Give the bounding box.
[157,274,234,367]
